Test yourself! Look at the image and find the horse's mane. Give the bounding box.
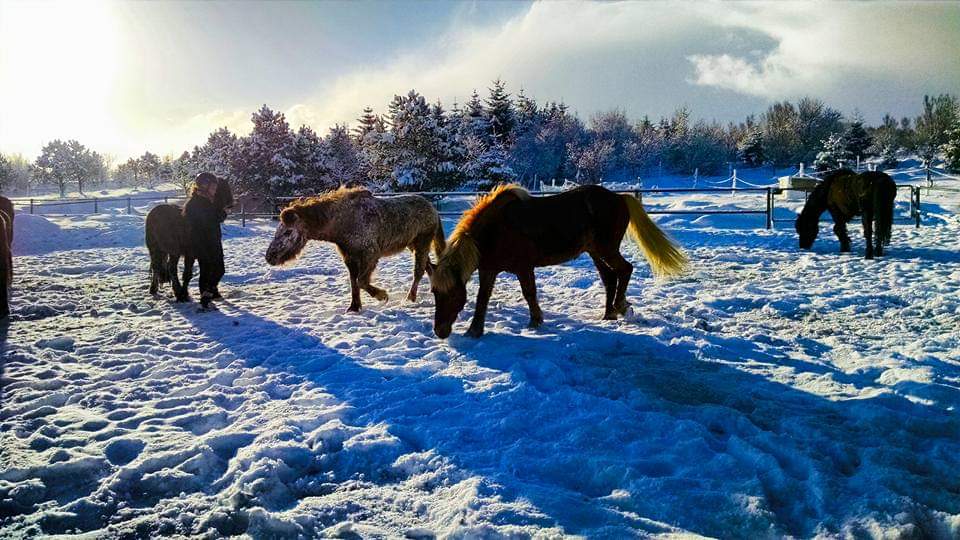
[280,186,372,228]
[434,184,529,292]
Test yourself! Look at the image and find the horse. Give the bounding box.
[145,176,233,301]
[0,196,13,319]
[430,184,688,338]
[264,186,445,312]
[795,169,897,259]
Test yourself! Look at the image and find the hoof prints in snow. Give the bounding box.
[1,210,960,538]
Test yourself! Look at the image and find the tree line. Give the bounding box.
[1,81,958,196]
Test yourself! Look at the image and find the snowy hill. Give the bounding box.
[2,179,959,537]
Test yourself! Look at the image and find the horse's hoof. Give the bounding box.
[528,319,543,329]
[465,327,484,338]
[346,306,361,313]
[375,292,389,302]
[602,312,618,320]
[406,293,417,303]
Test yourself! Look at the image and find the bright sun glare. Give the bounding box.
[0,0,119,155]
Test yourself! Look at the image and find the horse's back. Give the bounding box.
[375,194,438,252]
[145,204,187,254]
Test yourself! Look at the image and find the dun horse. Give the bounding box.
[795,169,897,259]
[431,184,688,338]
[265,187,445,312]
[0,196,13,319]
[145,176,233,301]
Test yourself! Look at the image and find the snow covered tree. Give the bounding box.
[235,105,296,196]
[137,152,162,188]
[485,79,515,147]
[913,94,958,164]
[842,116,873,163]
[0,155,10,193]
[461,90,490,144]
[737,128,765,166]
[943,108,960,173]
[353,107,379,143]
[324,124,362,188]
[33,139,99,196]
[287,125,329,191]
[196,127,239,184]
[814,133,852,170]
[0,153,31,193]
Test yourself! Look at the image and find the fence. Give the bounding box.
[9,185,923,230]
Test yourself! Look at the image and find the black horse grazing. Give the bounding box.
[795,169,897,259]
[0,196,13,319]
[431,184,688,338]
[145,176,233,301]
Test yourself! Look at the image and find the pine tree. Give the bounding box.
[353,107,379,143]
[485,78,515,146]
[288,125,329,191]
[942,109,960,173]
[0,154,10,193]
[842,116,873,162]
[324,124,362,187]
[737,128,765,166]
[463,90,489,143]
[235,105,296,196]
[814,133,852,170]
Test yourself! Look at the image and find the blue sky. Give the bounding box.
[1,0,958,159]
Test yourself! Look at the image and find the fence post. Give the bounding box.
[164,196,168,205]
[765,187,773,230]
[914,186,921,228]
[127,197,132,214]
[93,198,98,213]
[29,199,34,214]
[241,202,246,228]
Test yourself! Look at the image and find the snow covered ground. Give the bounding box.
[2,179,960,538]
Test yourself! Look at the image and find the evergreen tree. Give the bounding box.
[842,115,873,161]
[138,152,162,188]
[235,105,296,196]
[288,125,329,191]
[353,106,379,143]
[33,140,73,197]
[814,133,852,170]
[737,128,765,166]
[485,78,515,146]
[197,127,239,184]
[942,108,960,173]
[324,124,362,187]
[0,154,10,193]
[913,94,958,164]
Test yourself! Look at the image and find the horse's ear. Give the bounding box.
[280,208,299,226]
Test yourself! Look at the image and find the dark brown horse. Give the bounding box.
[265,187,445,312]
[145,176,233,301]
[795,169,897,259]
[0,196,13,319]
[431,184,687,338]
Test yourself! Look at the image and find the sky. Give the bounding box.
[0,0,958,161]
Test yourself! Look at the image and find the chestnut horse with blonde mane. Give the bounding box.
[431,184,688,338]
[265,187,445,312]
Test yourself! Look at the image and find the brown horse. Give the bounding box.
[795,169,897,259]
[265,187,445,312]
[145,176,233,301]
[0,196,13,319]
[431,184,688,338]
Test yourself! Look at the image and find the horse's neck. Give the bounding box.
[802,186,829,219]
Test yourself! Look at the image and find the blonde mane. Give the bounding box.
[433,184,529,292]
[279,185,371,229]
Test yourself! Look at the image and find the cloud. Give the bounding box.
[687,2,960,99]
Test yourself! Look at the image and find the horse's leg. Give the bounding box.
[862,206,875,260]
[169,255,188,302]
[588,251,618,319]
[828,209,851,253]
[597,246,634,316]
[345,257,362,312]
[181,256,194,301]
[466,269,497,338]
[518,268,544,328]
[149,253,159,297]
[408,242,429,302]
[358,256,388,302]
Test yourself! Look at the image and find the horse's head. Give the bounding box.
[265,207,310,265]
[795,213,819,249]
[431,270,467,339]
[430,237,478,338]
[214,176,235,211]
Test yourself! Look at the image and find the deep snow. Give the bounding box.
[1,176,960,538]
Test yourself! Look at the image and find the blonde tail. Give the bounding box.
[621,194,688,278]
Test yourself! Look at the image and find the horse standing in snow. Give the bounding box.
[795,169,897,259]
[145,176,233,301]
[265,187,445,312]
[430,184,688,338]
[0,196,13,319]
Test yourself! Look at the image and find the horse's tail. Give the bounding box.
[875,179,896,246]
[146,235,170,284]
[432,215,447,258]
[620,194,687,278]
